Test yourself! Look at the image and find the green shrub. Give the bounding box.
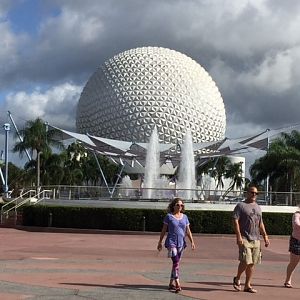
[263,212,292,235]
[21,205,293,235]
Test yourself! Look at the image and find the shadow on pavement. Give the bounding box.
[61,282,168,291]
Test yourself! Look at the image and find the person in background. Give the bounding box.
[284,205,300,288]
[157,197,195,293]
[232,185,270,293]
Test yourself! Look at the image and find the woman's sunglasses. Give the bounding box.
[175,204,184,207]
[249,191,258,195]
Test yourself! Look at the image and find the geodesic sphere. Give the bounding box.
[76,47,226,143]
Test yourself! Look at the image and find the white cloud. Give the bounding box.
[38,4,104,48]
[2,0,300,143]
[239,49,295,93]
[225,121,266,139]
[0,22,19,69]
[3,82,82,130]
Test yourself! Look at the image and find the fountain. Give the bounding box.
[157,175,174,199]
[143,127,160,199]
[177,130,196,200]
[142,128,196,200]
[120,175,133,197]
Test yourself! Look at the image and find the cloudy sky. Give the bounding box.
[1,0,300,167]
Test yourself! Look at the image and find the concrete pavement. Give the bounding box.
[0,228,299,299]
[41,198,299,213]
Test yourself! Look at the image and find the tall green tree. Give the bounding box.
[40,153,65,185]
[250,130,300,205]
[196,155,245,199]
[0,162,27,196]
[223,161,244,197]
[13,118,63,187]
[13,118,62,158]
[210,156,231,190]
[196,157,216,186]
[61,141,87,185]
[61,142,119,186]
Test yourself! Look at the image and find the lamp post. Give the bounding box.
[37,151,43,197]
[3,123,10,198]
[265,128,270,204]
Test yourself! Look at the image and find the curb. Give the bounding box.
[12,226,290,239]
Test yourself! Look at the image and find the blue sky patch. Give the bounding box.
[7,0,60,36]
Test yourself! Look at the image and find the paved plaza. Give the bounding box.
[0,228,299,299]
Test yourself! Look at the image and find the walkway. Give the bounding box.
[0,228,298,299]
[42,198,298,213]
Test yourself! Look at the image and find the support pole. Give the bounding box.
[7,111,31,161]
[110,163,126,198]
[3,123,10,198]
[0,168,5,186]
[92,151,111,196]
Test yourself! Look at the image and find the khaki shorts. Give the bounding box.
[239,238,261,265]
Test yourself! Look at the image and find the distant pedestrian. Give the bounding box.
[232,185,270,293]
[284,205,300,288]
[157,197,195,293]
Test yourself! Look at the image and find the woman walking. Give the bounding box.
[284,205,300,288]
[157,197,195,293]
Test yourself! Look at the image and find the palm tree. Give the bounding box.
[223,162,244,197]
[196,155,246,201]
[211,156,231,191]
[196,157,215,185]
[196,155,231,200]
[13,118,63,187]
[250,130,300,205]
[61,141,87,185]
[41,153,65,185]
[1,163,27,197]
[97,155,119,185]
[13,118,62,158]
[82,155,101,185]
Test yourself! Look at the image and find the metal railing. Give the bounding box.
[0,189,53,225]
[42,185,244,202]
[4,186,300,206]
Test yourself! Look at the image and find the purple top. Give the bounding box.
[163,213,190,249]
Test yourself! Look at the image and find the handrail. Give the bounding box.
[1,190,36,223]
[10,197,32,214]
[11,189,52,213]
[0,189,52,224]
[1,192,24,211]
[32,189,52,206]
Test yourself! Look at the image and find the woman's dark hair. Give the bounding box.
[247,184,258,191]
[167,197,185,213]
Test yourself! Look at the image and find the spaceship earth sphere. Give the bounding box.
[76,47,226,143]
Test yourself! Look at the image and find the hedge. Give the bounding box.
[21,205,293,235]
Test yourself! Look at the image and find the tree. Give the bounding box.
[250,130,300,205]
[61,141,87,185]
[223,162,244,197]
[13,118,62,158]
[60,142,119,186]
[196,157,216,186]
[0,162,27,197]
[40,153,65,185]
[196,155,245,200]
[13,118,63,187]
[210,156,231,190]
